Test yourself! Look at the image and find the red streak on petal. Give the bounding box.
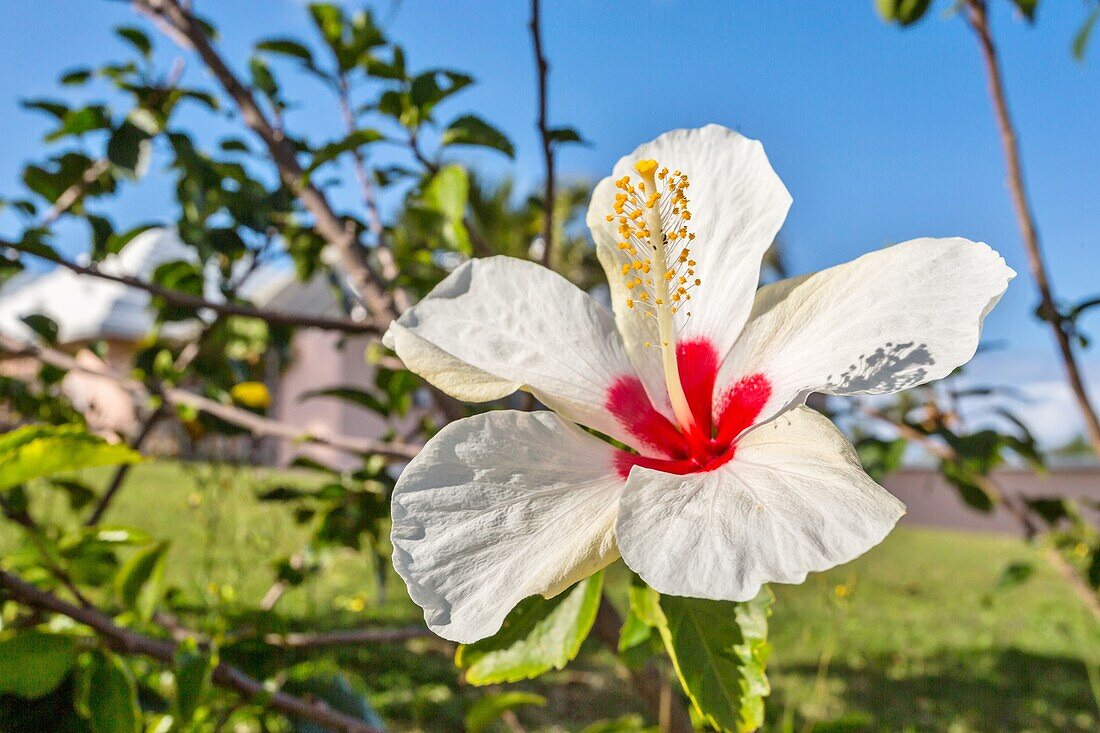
[605,376,687,459]
[676,338,719,437]
[715,373,772,445]
[615,444,736,479]
[605,338,772,478]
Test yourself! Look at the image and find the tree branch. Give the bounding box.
[963,0,1100,456]
[132,0,395,329]
[529,0,555,271]
[0,335,422,462]
[85,407,166,526]
[2,238,380,335]
[0,568,384,733]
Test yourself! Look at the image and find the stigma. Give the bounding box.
[606,159,704,444]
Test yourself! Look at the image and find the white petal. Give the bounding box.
[717,238,1015,428]
[586,125,792,406]
[391,410,623,643]
[616,407,905,601]
[383,256,639,445]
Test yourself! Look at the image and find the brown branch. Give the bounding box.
[132,0,395,328]
[263,626,431,649]
[335,79,412,315]
[2,239,380,335]
[863,406,1100,619]
[0,335,422,462]
[591,594,694,733]
[0,569,384,733]
[963,0,1100,456]
[529,0,555,270]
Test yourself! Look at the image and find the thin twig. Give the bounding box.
[529,0,555,270]
[0,335,422,462]
[41,158,111,227]
[2,238,380,335]
[85,407,166,526]
[263,626,431,649]
[0,569,384,733]
[336,78,411,314]
[963,0,1100,456]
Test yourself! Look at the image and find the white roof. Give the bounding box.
[0,228,344,345]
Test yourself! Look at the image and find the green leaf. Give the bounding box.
[115,26,153,58]
[420,164,471,254]
[1073,5,1100,61]
[256,37,315,64]
[0,632,77,699]
[0,424,143,492]
[465,691,546,733]
[875,0,932,26]
[107,121,153,180]
[60,68,93,86]
[115,540,170,621]
[547,126,586,146]
[855,436,906,482]
[308,128,384,173]
[105,223,158,256]
[45,105,112,142]
[657,588,774,733]
[86,652,141,733]
[410,70,473,115]
[442,115,515,158]
[20,313,59,344]
[309,3,346,46]
[456,572,603,685]
[299,386,388,415]
[1011,0,1038,22]
[174,638,215,727]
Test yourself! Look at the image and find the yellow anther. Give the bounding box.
[626,299,634,308]
[634,159,658,177]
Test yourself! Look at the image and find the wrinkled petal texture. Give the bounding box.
[587,125,792,410]
[390,410,623,643]
[616,407,905,601]
[383,256,641,446]
[716,238,1015,431]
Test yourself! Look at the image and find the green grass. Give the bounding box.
[3,460,1099,732]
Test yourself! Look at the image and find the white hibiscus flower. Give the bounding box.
[383,124,1014,643]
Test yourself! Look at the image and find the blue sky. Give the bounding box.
[1,1,1098,442]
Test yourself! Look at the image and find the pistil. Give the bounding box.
[633,160,699,438]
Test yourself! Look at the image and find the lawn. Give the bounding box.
[3,460,1098,732]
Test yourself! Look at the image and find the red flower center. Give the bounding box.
[605,338,770,478]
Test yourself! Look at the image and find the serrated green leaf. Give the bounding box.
[87,652,141,733]
[465,691,546,733]
[456,572,603,685]
[0,424,143,492]
[115,540,169,621]
[442,114,514,158]
[656,588,774,733]
[0,632,77,699]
